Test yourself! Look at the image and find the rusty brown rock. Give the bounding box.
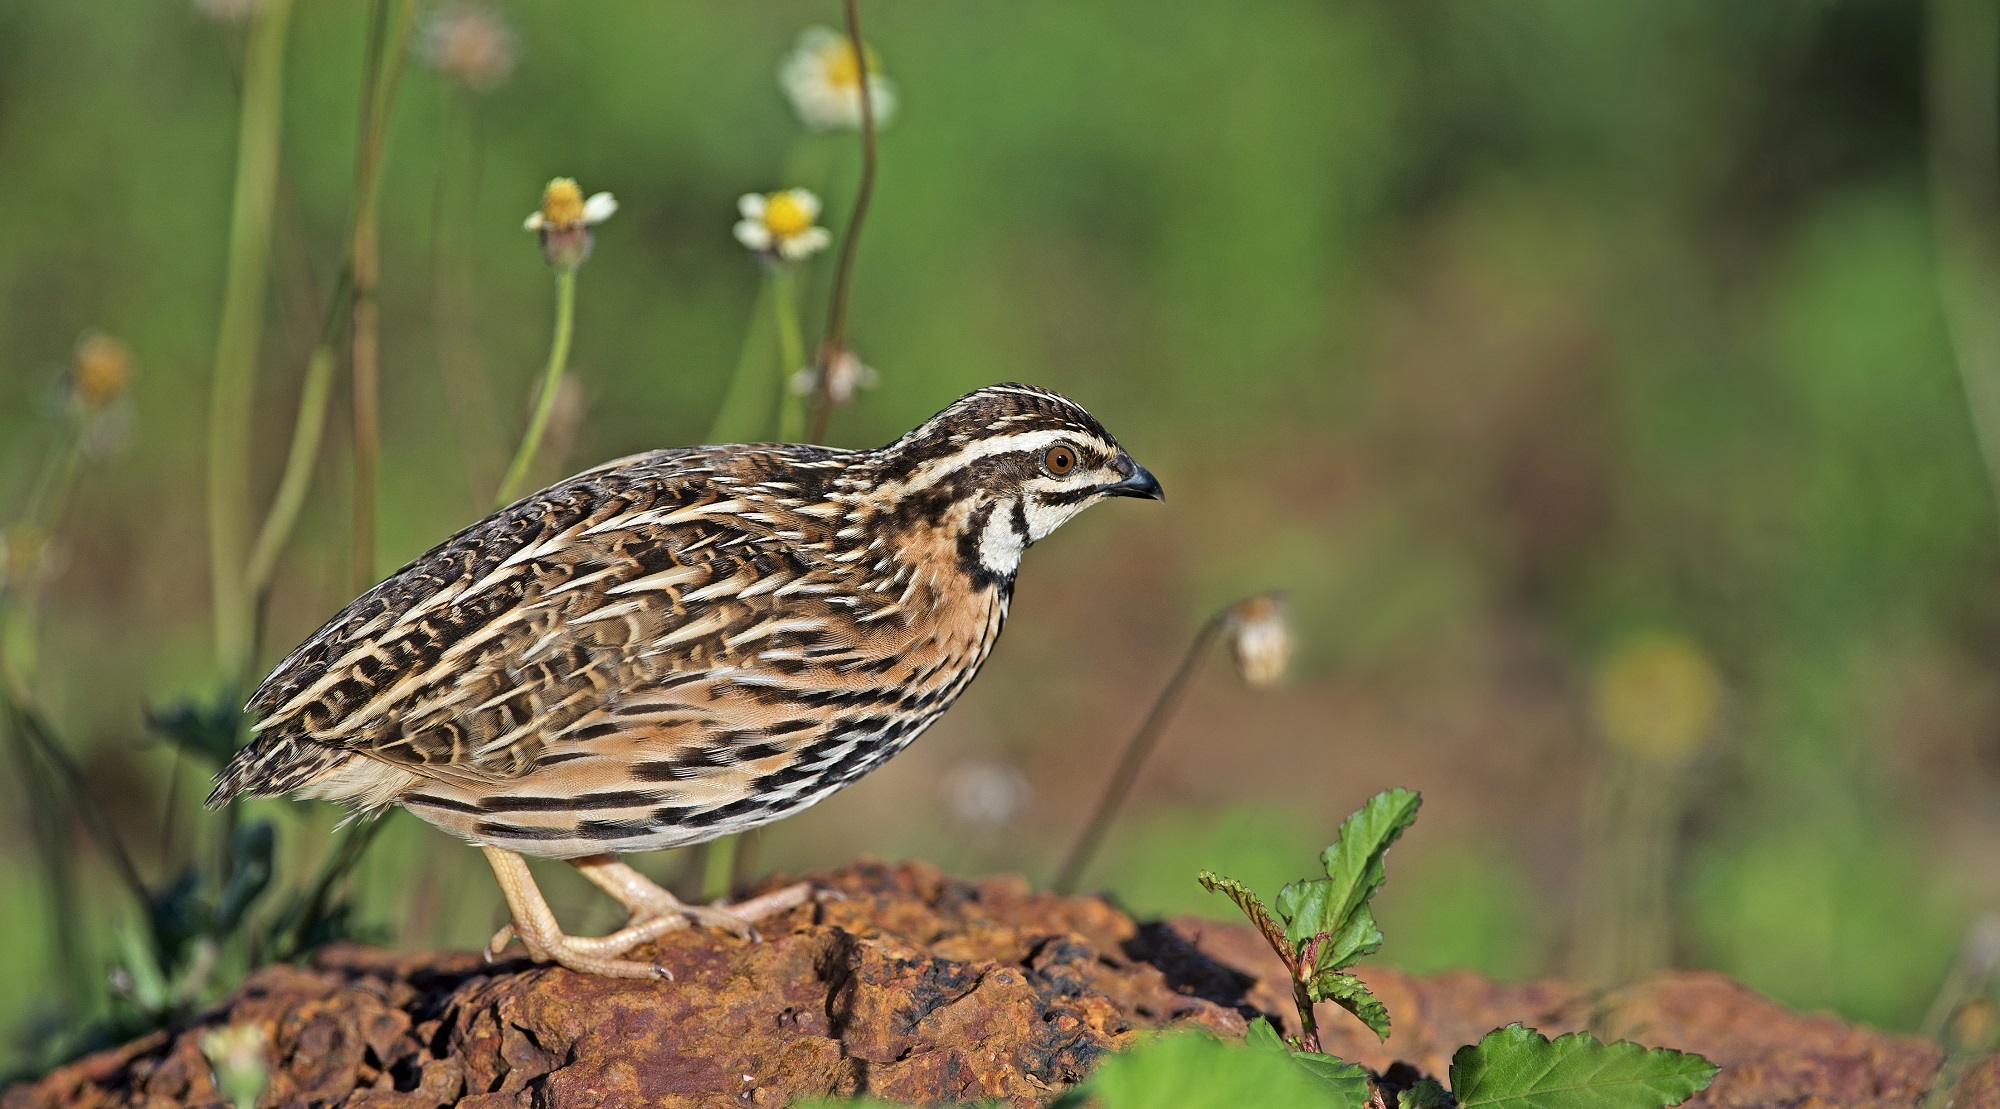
[4,860,1990,1108]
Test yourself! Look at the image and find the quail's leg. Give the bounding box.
[568,854,814,941]
[480,846,685,979]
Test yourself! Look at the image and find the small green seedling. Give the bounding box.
[1200,787,1420,1049]
[1195,788,1716,1109]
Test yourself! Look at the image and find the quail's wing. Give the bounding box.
[246,447,859,782]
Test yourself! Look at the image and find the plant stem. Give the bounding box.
[701,836,736,903]
[279,816,389,959]
[496,267,578,508]
[1053,610,1227,894]
[1928,0,2000,514]
[351,214,381,591]
[244,277,350,602]
[773,268,807,442]
[244,0,413,613]
[807,0,880,444]
[347,0,417,593]
[707,276,779,445]
[206,0,293,683]
[2,697,150,914]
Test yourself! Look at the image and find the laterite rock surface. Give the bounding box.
[5,859,1989,1108]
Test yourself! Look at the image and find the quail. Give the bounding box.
[209,383,1163,977]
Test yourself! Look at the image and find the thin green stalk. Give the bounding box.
[1053,611,1226,895]
[1,707,87,1009]
[277,816,388,960]
[807,0,880,444]
[1928,0,2000,512]
[244,337,339,597]
[708,277,779,444]
[701,836,736,903]
[773,268,808,442]
[348,0,418,593]
[3,698,150,913]
[206,0,294,683]
[496,267,578,508]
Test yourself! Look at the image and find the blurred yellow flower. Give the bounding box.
[1590,632,1722,762]
[735,189,832,263]
[524,178,615,270]
[780,27,896,132]
[421,2,517,92]
[1225,593,1292,688]
[70,332,133,413]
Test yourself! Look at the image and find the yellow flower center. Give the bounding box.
[539,178,585,227]
[762,193,815,238]
[820,41,863,90]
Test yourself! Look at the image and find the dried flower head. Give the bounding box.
[524,178,615,271]
[1225,593,1292,688]
[1590,632,1722,763]
[734,189,831,263]
[790,347,880,407]
[421,2,517,91]
[199,1023,270,1109]
[780,26,897,132]
[69,332,133,413]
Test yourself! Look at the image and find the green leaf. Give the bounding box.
[1244,1017,1288,1053]
[1246,1019,1373,1104]
[1315,789,1422,935]
[1450,1025,1719,1109]
[1199,870,1293,970]
[1312,903,1385,975]
[1291,1050,1373,1106]
[1399,1079,1451,1108]
[1309,970,1392,1040]
[1083,1031,1367,1109]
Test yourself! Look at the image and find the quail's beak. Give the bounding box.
[1101,458,1165,501]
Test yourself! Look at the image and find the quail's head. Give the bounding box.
[874,383,1163,584]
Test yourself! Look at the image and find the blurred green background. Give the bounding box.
[2,0,1997,1066]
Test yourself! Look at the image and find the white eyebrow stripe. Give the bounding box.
[881,429,1083,497]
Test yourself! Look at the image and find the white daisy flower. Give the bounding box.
[734,189,832,263]
[524,178,615,270]
[779,27,897,132]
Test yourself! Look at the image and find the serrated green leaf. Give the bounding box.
[1312,903,1384,975]
[1399,1078,1451,1108]
[1199,870,1294,970]
[1315,789,1421,934]
[1274,876,1335,952]
[1310,970,1392,1040]
[1291,1050,1373,1106]
[1245,1017,1287,1053]
[1450,1024,1719,1109]
[1245,1018,1372,1106]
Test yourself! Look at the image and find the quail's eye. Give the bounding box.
[1044,445,1078,476]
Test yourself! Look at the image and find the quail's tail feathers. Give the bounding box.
[206,733,348,808]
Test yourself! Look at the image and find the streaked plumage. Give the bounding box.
[209,383,1161,976]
